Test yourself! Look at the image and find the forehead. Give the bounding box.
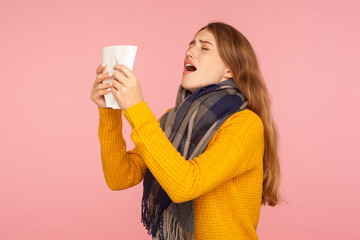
[193,29,216,45]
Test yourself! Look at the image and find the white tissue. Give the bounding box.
[102,45,137,109]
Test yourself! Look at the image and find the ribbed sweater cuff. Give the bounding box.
[123,102,156,129]
[98,107,122,125]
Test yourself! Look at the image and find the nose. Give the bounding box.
[186,46,195,59]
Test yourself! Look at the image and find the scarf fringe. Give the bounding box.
[141,193,163,238]
[142,194,192,240]
[141,79,245,240]
[163,208,192,240]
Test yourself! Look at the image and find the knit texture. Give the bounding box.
[98,101,264,240]
[143,80,249,240]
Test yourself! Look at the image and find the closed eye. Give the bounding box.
[202,48,209,50]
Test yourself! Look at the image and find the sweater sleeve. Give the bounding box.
[123,101,265,204]
[98,106,172,190]
[98,107,147,190]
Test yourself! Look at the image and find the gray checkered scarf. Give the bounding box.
[141,79,248,240]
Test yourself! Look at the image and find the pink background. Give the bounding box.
[1,0,359,239]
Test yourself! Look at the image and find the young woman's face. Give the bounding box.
[181,29,232,92]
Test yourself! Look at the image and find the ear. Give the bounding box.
[223,68,233,79]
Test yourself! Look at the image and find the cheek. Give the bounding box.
[203,59,219,73]
[204,60,225,78]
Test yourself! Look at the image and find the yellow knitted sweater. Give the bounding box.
[98,101,264,240]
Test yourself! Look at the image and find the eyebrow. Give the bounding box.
[189,39,214,46]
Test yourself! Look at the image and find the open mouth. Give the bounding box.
[185,63,197,72]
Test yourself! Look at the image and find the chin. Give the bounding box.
[181,79,196,92]
[181,83,194,92]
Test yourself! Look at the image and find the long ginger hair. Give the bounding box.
[200,22,283,206]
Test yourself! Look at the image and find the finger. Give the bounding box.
[93,88,112,98]
[91,83,110,95]
[113,71,128,86]
[111,76,122,90]
[94,72,113,87]
[96,82,113,90]
[96,64,107,75]
[113,64,135,79]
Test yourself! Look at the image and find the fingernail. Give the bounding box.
[108,72,113,77]
[107,88,111,91]
[102,63,106,67]
[109,82,112,86]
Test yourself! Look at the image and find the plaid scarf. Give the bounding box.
[141,79,248,240]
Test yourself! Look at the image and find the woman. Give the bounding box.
[91,22,282,240]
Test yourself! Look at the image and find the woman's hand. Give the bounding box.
[90,64,114,109]
[111,64,144,110]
